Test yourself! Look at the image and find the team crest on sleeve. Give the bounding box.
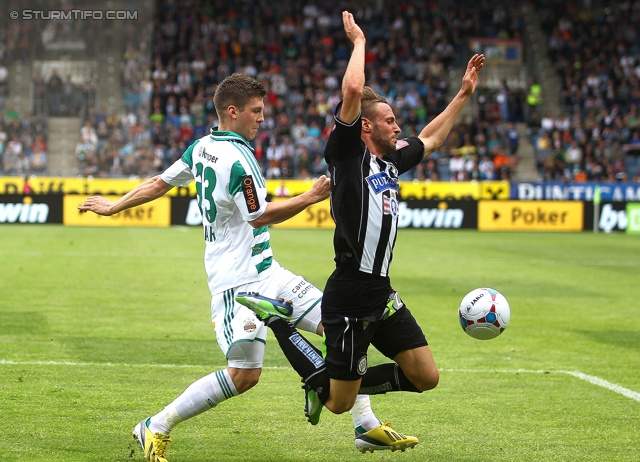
[395,139,409,150]
[241,175,260,213]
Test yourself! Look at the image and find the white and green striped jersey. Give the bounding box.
[161,129,279,295]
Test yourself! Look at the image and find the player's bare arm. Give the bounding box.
[338,11,366,125]
[417,54,485,156]
[249,175,330,228]
[77,175,173,216]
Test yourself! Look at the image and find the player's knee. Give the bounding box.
[228,368,261,393]
[325,396,356,415]
[413,369,439,392]
[325,402,351,415]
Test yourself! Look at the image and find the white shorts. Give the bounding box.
[211,265,322,369]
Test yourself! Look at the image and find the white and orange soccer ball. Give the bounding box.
[458,288,510,340]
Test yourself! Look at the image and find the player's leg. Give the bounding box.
[368,291,437,391]
[324,377,361,413]
[238,269,379,426]
[393,345,439,391]
[133,290,267,461]
[323,306,420,453]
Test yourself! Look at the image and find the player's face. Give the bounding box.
[236,97,265,141]
[370,103,401,155]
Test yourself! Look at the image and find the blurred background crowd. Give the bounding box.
[0,0,639,184]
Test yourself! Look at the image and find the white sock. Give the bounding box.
[350,395,381,432]
[149,369,238,434]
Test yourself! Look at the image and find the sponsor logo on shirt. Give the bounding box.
[242,175,260,212]
[383,194,398,217]
[366,172,399,194]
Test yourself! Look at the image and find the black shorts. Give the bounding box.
[321,299,428,381]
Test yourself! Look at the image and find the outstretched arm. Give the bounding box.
[418,54,485,155]
[77,175,174,216]
[338,11,366,125]
[249,175,331,228]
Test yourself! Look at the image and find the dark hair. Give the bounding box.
[361,86,387,120]
[213,73,266,120]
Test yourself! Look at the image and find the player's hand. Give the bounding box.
[77,196,115,216]
[461,54,485,96]
[343,11,365,44]
[311,175,331,203]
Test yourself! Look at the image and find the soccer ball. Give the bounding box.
[458,288,510,340]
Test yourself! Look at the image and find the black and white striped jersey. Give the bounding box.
[324,111,424,278]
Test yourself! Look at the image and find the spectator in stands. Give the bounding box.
[0,60,7,111]
[47,70,63,116]
[423,157,440,180]
[449,150,465,181]
[80,120,98,146]
[3,134,22,175]
[280,135,295,177]
[487,131,504,155]
[4,103,19,123]
[526,77,542,121]
[62,75,81,116]
[296,145,312,179]
[290,116,309,144]
[30,133,48,174]
[565,139,583,166]
[496,79,510,122]
[493,146,512,180]
[506,122,520,155]
[15,150,30,176]
[623,130,640,177]
[465,153,480,180]
[0,122,6,163]
[478,154,496,180]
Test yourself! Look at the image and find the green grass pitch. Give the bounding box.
[1,225,639,461]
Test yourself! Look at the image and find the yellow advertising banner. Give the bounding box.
[398,181,481,200]
[479,181,510,200]
[0,176,196,196]
[265,180,510,201]
[271,198,334,229]
[64,196,171,227]
[265,179,321,198]
[5,178,507,200]
[479,201,583,231]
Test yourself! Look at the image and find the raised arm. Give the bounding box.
[337,11,366,125]
[77,175,174,216]
[248,175,331,228]
[418,54,485,156]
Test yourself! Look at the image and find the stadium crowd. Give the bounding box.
[0,3,41,176]
[2,0,640,184]
[72,0,525,181]
[532,0,640,182]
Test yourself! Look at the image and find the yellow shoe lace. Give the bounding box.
[151,433,172,460]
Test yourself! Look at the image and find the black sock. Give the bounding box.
[266,318,330,401]
[358,363,421,395]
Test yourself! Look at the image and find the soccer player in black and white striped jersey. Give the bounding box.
[249,11,484,452]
